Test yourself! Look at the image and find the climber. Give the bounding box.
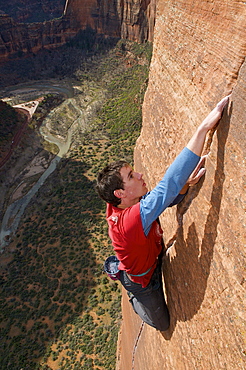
[96,95,230,331]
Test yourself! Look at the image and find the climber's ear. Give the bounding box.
[114,189,125,199]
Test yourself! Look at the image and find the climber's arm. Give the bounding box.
[179,95,230,194]
[140,147,200,235]
[186,95,230,156]
[179,155,207,194]
[140,95,230,235]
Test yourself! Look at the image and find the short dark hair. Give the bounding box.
[96,160,129,206]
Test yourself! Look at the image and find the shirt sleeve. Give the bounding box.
[140,147,200,235]
[168,192,187,207]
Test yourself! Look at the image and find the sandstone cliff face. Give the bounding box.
[0,13,77,61]
[65,0,156,41]
[118,0,246,369]
[0,0,155,61]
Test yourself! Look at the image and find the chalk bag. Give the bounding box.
[104,255,120,281]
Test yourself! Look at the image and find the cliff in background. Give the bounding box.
[0,0,155,61]
[118,1,246,369]
[0,13,75,61]
[65,0,156,42]
[0,0,66,23]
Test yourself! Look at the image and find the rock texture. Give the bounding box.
[118,0,246,369]
[0,0,155,61]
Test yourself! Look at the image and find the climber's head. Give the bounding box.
[97,161,148,208]
[96,160,128,206]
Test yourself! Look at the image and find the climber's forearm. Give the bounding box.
[186,95,230,157]
[186,126,208,157]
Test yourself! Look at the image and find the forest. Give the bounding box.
[0,36,152,370]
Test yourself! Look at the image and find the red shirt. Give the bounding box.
[106,202,163,287]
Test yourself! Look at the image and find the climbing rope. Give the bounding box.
[131,321,145,370]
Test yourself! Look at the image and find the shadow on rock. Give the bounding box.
[161,102,232,339]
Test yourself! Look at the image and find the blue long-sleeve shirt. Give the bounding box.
[140,147,200,235]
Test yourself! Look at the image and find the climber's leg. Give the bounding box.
[119,266,170,331]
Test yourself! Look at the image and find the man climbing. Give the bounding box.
[96,95,230,331]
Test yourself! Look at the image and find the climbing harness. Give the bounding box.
[128,266,152,277]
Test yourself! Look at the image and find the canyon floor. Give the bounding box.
[0,39,152,370]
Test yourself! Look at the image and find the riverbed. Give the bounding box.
[0,79,104,250]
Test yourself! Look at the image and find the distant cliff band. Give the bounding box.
[0,0,156,61]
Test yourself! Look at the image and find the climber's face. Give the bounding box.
[114,165,148,207]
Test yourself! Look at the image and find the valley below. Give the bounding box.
[0,78,105,251]
[0,40,152,370]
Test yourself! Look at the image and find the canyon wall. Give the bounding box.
[0,13,76,61]
[0,0,66,23]
[65,0,156,42]
[0,0,155,61]
[117,0,246,369]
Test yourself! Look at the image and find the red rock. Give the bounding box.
[65,0,156,41]
[118,0,246,369]
[0,0,155,61]
[0,13,77,61]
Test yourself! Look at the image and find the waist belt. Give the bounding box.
[128,266,152,277]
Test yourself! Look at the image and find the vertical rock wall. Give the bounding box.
[118,0,246,369]
[65,0,156,42]
[0,0,156,61]
[0,14,77,61]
